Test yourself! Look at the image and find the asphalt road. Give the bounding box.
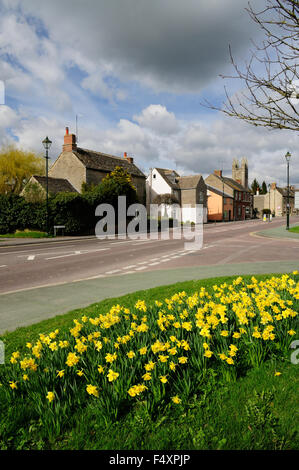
[0,217,298,295]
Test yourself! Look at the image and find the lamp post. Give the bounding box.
[268,183,271,222]
[285,151,291,230]
[42,136,52,235]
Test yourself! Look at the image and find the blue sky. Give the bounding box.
[0,0,298,186]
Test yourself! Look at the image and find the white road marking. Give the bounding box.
[27,255,35,261]
[0,265,7,268]
[105,269,122,274]
[122,265,137,269]
[135,266,147,271]
[45,248,110,260]
[148,262,160,266]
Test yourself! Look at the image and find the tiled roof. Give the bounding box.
[222,177,250,192]
[178,175,203,190]
[33,176,77,194]
[206,184,233,199]
[73,148,145,178]
[155,168,181,189]
[276,187,295,197]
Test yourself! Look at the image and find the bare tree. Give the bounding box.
[204,0,299,131]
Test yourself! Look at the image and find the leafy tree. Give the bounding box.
[84,166,138,208]
[251,178,260,194]
[205,1,299,131]
[261,181,268,194]
[0,145,45,195]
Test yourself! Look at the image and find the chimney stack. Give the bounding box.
[124,151,134,164]
[63,127,77,152]
[270,182,277,191]
[214,170,222,178]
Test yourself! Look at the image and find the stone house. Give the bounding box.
[22,175,78,200]
[146,167,208,223]
[23,127,146,203]
[253,182,295,217]
[205,158,253,221]
[206,184,234,221]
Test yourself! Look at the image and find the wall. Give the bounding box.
[49,152,86,192]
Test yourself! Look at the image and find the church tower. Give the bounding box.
[232,157,248,188]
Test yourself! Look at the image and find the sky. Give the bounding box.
[0,0,298,187]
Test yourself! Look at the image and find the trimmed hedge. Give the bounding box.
[0,195,46,234]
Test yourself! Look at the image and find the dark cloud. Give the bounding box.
[4,0,261,93]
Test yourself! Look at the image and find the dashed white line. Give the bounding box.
[148,262,160,266]
[0,265,7,268]
[27,255,35,260]
[123,265,137,269]
[105,269,122,274]
[135,266,148,271]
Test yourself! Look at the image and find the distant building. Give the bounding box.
[146,168,208,223]
[205,158,253,221]
[253,182,295,217]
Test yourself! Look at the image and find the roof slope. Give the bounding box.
[33,175,78,194]
[155,168,180,189]
[73,148,145,178]
[178,175,203,189]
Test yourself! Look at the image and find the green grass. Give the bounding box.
[0,229,50,239]
[53,360,299,450]
[0,273,282,355]
[0,273,298,450]
[289,225,299,234]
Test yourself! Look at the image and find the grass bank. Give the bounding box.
[0,230,50,239]
[0,272,298,450]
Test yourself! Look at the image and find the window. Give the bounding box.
[153,174,156,179]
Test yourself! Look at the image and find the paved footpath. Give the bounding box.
[0,217,298,335]
[1,259,298,335]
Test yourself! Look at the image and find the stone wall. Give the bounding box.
[49,152,86,192]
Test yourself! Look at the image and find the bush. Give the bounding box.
[0,168,140,236]
[49,193,94,235]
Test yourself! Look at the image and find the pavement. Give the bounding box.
[254,222,299,240]
[0,216,298,335]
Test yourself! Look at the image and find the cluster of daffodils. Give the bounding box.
[2,273,298,415]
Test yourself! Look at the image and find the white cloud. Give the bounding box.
[133,105,180,135]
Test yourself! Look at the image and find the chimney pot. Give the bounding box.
[63,128,77,152]
[214,170,222,178]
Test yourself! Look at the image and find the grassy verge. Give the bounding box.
[0,273,298,450]
[0,230,50,238]
[289,225,299,234]
[0,273,282,355]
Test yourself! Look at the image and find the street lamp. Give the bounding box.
[268,183,271,222]
[285,151,291,230]
[42,136,52,235]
